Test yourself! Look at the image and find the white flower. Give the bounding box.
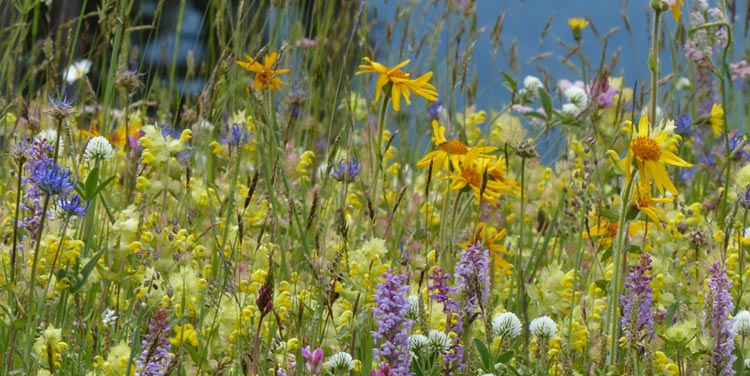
[327,351,355,372]
[523,75,544,94]
[37,129,63,153]
[492,312,522,338]
[407,295,420,320]
[733,310,750,336]
[529,315,557,337]
[409,334,429,353]
[102,308,118,326]
[64,59,93,84]
[84,136,114,163]
[427,330,451,353]
[564,86,588,109]
[561,103,581,116]
[676,77,692,91]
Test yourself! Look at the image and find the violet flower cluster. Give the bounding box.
[135,307,173,376]
[427,267,465,372]
[704,261,736,376]
[372,271,413,376]
[620,253,655,346]
[455,243,490,314]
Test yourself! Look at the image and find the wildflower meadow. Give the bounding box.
[3,0,750,375]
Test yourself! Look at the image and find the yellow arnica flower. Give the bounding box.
[356,57,438,111]
[416,120,496,174]
[620,115,692,195]
[583,216,619,248]
[632,181,672,230]
[709,103,724,137]
[461,222,512,275]
[444,148,512,205]
[236,51,291,91]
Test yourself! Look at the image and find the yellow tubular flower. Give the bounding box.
[709,103,724,137]
[356,57,438,111]
[416,120,496,174]
[236,51,291,92]
[568,18,589,40]
[620,115,692,195]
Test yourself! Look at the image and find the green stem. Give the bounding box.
[369,96,389,234]
[607,174,636,367]
[9,159,24,285]
[649,10,661,125]
[24,193,52,372]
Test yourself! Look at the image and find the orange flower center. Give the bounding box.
[461,167,483,187]
[439,140,469,154]
[631,137,661,161]
[257,70,272,84]
[607,223,618,237]
[389,70,409,79]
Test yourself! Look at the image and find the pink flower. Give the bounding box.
[301,346,324,375]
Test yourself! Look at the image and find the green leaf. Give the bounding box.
[72,248,105,292]
[84,167,100,200]
[501,72,517,93]
[496,350,514,364]
[99,195,116,224]
[473,338,492,370]
[94,175,116,197]
[538,88,553,120]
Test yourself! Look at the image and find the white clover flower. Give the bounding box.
[102,308,118,326]
[407,295,420,320]
[564,85,589,109]
[492,312,522,338]
[529,315,557,338]
[64,59,93,84]
[733,310,750,336]
[427,330,451,354]
[409,334,429,353]
[37,129,63,153]
[523,75,544,94]
[561,103,581,116]
[327,351,355,372]
[84,136,114,163]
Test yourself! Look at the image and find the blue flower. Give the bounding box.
[676,114,693,135]
[57,194,89,217]
[332,157,361,182]
[29,160,76,196]
[47,86,75,111]
[428,101,443,121]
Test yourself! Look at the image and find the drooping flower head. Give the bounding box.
[620,115,693,195]
[709,103,724,137]
[236,51,291,92]
[356,57,438,111]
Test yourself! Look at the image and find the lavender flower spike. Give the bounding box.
[372,271,413,376]
[455,243,490,314]
[135,307,173,376]
[620,253,655,346]
[705,261,737,376]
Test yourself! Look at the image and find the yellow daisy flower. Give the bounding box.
[444,148,512,205]
[236,51,291,92]
[620,115,692,195]
[356,57,438,111]
[416,120,496,174]
[461,222,512,274]
[632,182,673,230]
[583,216,619,248]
